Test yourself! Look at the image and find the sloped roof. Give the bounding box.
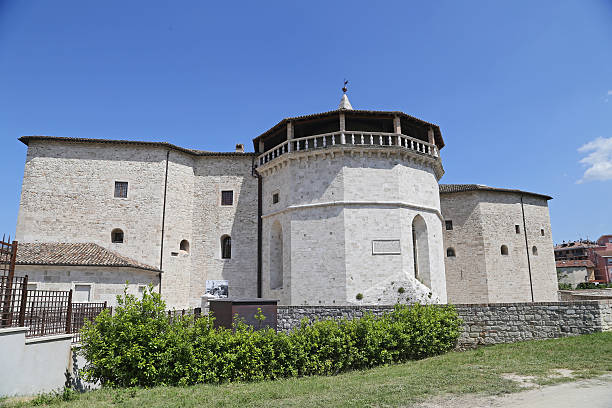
[16,242,161,273]
[19,136,255,157]
[439,184,552,200]
[556,260,595,268]
[253,109,445,148]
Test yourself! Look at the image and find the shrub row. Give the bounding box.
[80,288,462,387]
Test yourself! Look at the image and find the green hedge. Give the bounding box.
[80,287,462,387]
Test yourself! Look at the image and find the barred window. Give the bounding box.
[114,181,128,198]
[221,190,233,206]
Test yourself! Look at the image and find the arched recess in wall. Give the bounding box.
[412,214,431,287]
[532,246,538,256]
[270,220,283,289]
[221,235,231,259]
[180,240,190,253]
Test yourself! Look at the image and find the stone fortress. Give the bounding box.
[14,92,559,308]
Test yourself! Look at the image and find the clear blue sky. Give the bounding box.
[1,1,611,243]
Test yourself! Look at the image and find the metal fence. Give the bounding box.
[1,236,110,340]
[166,308,202,324]
[24,289,73,338]
[71,302,109,343]
[0,238,24,328]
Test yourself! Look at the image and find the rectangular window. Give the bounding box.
[445,220,453,231]
[221,190,233,206]
[541,229,545,236]
[272,193,279,204]
[74,284,91,302]
[114,181,128,198]
[515,225,520,234]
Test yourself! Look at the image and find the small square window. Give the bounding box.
[114,181,128,198]
[272,193,279,204]
[445,220,453,231]
[221,190,233,206]
[515,225,520,234]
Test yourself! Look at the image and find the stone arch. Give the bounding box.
[412,214,430,286]
[270,220,283,289]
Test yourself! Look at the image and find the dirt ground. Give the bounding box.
[413,375,612,408]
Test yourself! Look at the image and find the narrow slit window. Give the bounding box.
[272,193,279,204]
[221,236,232,259]
[445,220,453,231]
[541,229,545,236]
[515,225,520,234]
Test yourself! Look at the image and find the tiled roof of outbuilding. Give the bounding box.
[439,184,552,200]
[19,136,255,157]
[16,242,161,273]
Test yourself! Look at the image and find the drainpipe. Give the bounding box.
[520,195,534,302]
[252,156,263,298]
[159,150,170,294]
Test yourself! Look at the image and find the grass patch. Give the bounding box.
[4,332,612,408]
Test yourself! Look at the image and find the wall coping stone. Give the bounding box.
[25,333,73,345]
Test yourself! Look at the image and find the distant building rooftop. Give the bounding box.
[556,259,595,268]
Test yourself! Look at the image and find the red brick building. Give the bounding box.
[554,235,612,283]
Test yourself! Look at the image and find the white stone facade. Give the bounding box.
[14,265,159,307]
[16,140,258,308]
[259,147,447,305]
[440,189,559,303]
[14,106,559,307]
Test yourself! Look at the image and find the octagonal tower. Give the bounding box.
[254,95,447,305]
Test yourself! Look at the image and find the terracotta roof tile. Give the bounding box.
[16,242,160,273]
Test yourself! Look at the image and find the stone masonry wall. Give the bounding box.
[277,301,612,348]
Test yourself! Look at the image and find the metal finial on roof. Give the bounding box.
[339,79,353,110]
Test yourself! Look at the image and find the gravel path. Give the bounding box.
[414,375,612,408]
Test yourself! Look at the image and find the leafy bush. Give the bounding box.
[558,283,573,290]
[355,293,363,300]
[80,287,462,387]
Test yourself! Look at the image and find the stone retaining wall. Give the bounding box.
[277,301,612,348]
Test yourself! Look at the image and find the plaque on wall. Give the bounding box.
[372,239,401,255]
[205,280,229,298]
